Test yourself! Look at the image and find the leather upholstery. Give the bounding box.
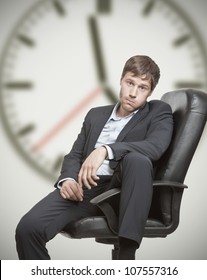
[156,89,207,183]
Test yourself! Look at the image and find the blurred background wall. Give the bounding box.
[0,0,207,259]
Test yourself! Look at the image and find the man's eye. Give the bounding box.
[139,86,146,91]
[127,81,133,86]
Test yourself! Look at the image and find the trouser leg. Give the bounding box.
[118,152,153,245]
[15,179,110,260]
[117,237,139,260]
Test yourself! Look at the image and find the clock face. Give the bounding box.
[0,0,207,181]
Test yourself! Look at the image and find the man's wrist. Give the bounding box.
[57,178,76,189]
[102,145,114,160]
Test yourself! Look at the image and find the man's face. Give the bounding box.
[118,71,152,117]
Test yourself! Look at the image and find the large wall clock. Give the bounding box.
[0,0,207,182]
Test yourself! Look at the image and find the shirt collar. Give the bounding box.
[109,103,139,121]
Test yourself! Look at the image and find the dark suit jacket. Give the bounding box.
[56,100,173,185]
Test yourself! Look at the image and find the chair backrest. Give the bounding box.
[155,89,207,183]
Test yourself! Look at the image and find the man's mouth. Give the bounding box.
[126,99,134,105]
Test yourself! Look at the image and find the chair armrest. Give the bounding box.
[153,180,188,189]
[150,181,188,227]
[90,188,120,234]
[91,181,188,205]
[90,188,121,205]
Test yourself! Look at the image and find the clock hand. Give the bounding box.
[88,15,117,103]
[32,87,101,152]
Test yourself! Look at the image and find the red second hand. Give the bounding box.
[32,87,101,152]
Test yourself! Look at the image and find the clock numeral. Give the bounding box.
[4,81,33,90]
[52,155,64,172]
[142,0,156,16]
[97,0,111,14]
[17,34,35,47]
[52,0,66,16]
[17,124,35,137]
[175,81,203,89]
[173,34,191,47]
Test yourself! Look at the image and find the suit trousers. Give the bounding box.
[15,152,153,259]
[117,152,153,243]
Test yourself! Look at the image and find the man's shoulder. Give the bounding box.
[88,104,114,115]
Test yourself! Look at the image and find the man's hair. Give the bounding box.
[121,55,160,91]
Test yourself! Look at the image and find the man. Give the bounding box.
[15,55,173,259]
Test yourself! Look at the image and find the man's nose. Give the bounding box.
[129,87,137,98]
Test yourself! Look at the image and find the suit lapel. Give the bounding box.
[87,105,114,154]
[116,102,149,142]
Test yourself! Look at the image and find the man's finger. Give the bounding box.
[78,168,91,189]
[61,183,83,201]
[67,185,83,201]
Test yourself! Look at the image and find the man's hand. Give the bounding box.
[60,179,83,201]
[78,146,108,189]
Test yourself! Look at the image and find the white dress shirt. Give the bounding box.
[95,103,138,175]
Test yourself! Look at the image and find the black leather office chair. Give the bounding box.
[62,89,207,259]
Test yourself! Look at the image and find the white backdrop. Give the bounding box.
[0,0,207,260]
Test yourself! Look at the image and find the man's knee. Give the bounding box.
[122,152,152,169]
[16,213,41,240]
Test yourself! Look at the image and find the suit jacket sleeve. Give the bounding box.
[54,110,91,186]
[108,101,173,164]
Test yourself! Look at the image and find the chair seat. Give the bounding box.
[62,216,166,239]
[62,216,113,239]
